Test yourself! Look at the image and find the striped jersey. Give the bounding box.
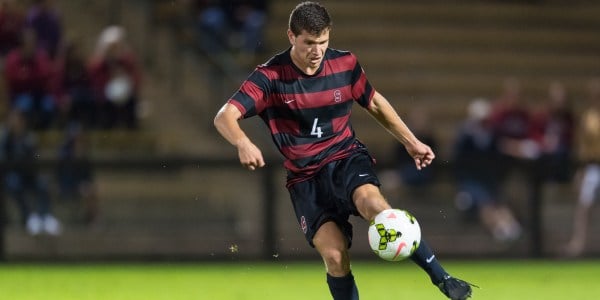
[228,47,375,183]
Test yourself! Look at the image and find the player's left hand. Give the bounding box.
[406,140,435,170]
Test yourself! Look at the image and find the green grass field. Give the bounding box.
[0,260,598,299]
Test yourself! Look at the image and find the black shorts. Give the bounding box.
[287,151,381,248]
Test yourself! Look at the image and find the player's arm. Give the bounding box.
[214,103,265,171]
[366,91,435,169]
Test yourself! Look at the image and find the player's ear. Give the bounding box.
[287,29,296,46]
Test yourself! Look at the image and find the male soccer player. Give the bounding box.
[214,2,473,299]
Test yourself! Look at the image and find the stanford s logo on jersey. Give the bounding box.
[301,216,307,233]
[334,90,342,102]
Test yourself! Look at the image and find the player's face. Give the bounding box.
[288,29,329,74]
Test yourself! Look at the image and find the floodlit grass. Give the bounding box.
[0,260,598,299]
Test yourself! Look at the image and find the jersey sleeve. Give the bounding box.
[227,68,271,119]
[350,55,375,109]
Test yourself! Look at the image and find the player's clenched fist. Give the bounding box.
[236,137,265,171]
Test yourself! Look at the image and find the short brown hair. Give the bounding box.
[288,1,332,36]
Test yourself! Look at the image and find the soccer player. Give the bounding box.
[213,2,473,299]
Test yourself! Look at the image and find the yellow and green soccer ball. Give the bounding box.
[368,209,421,261]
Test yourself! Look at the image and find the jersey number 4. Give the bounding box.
[311,118,323,138]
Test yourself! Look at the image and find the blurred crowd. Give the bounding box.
[0,0,144,236]
[154,0,268,68]
[387,77,600,257]
[0,0,270,239]
[1,0,142,131]
[193,0,267,58]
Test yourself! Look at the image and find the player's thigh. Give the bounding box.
[313,221,348,251]
[352,183,391,221]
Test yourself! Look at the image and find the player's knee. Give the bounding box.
[321,247,350,276]
[322,247,344,265]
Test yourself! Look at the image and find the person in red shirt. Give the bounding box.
[4,27,55,129]
[87,25,141,129]
[52,39,95,128]
[529,81,575,183]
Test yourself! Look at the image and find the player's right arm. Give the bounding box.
[214,103,265,171]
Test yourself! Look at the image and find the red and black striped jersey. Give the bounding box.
[228,47,375,181]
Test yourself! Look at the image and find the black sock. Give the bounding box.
[409,239,448,285]
[326,272,359,300]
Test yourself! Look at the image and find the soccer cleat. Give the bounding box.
[437,275,475,300]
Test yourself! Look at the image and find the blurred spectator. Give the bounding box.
[530,81,575,183]
[379,106,437,202]
[489,77,537,162]
[53,39,95,128]
[0,109,61,235]
[394,105,437,187]
[452,98,521,242]
[88,25,141,129]
[194,0,228,53]
[56,123,99,225]
[0,0,25,58]
[4,27,55,129]
[564,79,600,257]
[25,0,63,60]
[193,0,267,58]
